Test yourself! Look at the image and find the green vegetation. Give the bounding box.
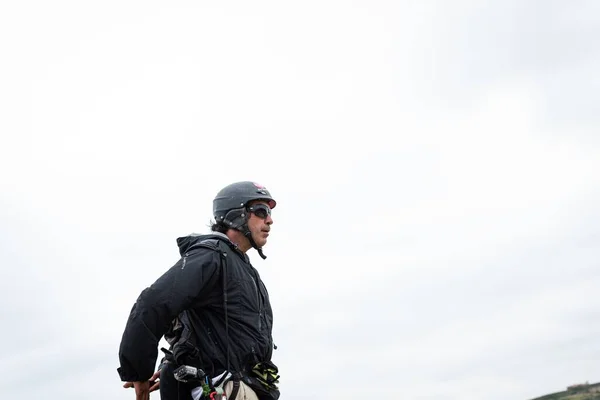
[530,382,600,400]
[537,394,600,400]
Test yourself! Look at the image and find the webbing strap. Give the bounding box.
[228,380,240,400]
[220,251,231,378]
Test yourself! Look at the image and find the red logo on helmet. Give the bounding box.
[253,182,266,189]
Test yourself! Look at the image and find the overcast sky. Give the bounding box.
[1,1,599,399]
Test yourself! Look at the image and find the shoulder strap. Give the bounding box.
[220,250,232,377]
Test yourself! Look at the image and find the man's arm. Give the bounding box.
[117,248,221,382]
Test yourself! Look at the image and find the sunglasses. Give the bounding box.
[247,203,272,219]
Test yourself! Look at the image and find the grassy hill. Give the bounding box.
[531,382,600,400]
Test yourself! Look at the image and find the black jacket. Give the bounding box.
[117,233,275,382]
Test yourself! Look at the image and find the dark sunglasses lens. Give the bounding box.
[252,205,271,219]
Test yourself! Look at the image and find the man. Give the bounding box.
[117,181,281,400]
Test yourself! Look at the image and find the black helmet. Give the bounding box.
[212,181,276,259]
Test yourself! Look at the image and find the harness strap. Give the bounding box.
[228,379,241,400]
[220,251,231,378]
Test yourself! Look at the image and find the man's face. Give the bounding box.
[247,200,274,248]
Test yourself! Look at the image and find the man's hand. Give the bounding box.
[133,381,150,400]
[123,370,161,398]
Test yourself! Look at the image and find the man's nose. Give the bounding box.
[265,215,273,225]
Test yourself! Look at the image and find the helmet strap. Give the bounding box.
[222,208,268,259]
[243,228,267,259]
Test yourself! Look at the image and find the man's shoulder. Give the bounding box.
[183,239,227,259]
[177,233,231,256]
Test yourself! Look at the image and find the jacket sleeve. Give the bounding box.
[116,248,222,382]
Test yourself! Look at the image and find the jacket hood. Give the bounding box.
[176,232,232,256]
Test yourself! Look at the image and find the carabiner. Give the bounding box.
[209,391,226,400]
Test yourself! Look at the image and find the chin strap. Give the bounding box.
[244,229,267,259]
[223,208,267,259]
